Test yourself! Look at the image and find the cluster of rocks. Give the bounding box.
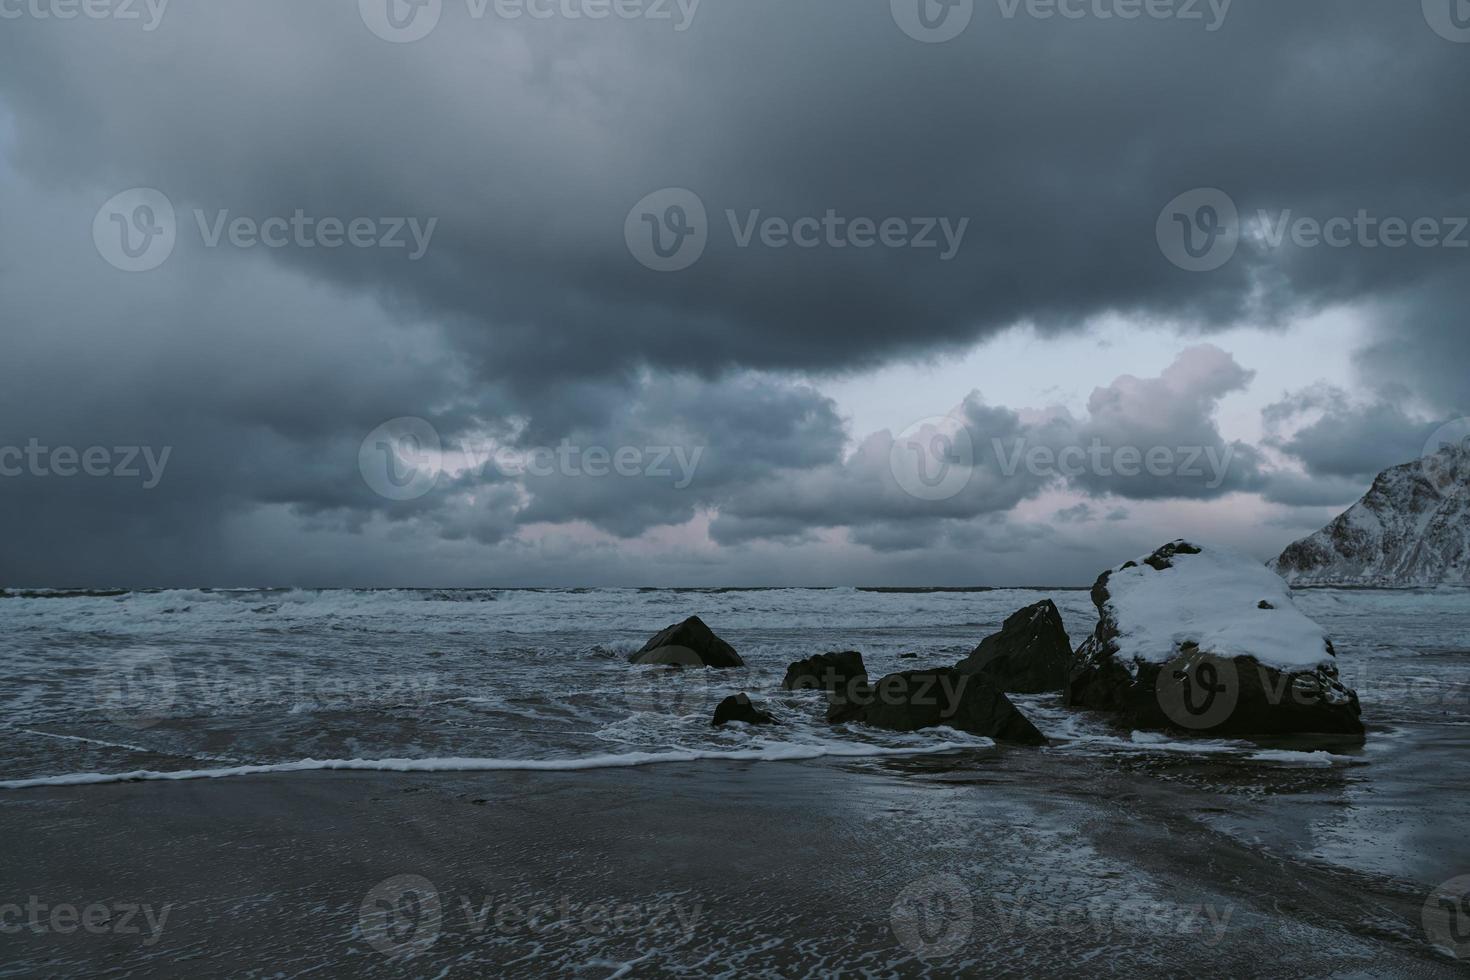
[782,648,1045,743]
[625,540,1366,744]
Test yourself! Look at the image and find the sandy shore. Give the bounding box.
[3,742,1466,977]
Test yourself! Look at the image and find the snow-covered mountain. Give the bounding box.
[1271,446,1470,587]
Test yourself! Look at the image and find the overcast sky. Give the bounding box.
[1,0,1466,587]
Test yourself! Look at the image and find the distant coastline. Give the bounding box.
[11,583,1470,599]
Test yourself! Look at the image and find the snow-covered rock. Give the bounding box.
[1271,445,1470,588]
[1067,541,1364,738]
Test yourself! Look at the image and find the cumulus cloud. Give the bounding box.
[1031,345,1265,499]
[707,346,1262,551]
[1054,503,1097,524]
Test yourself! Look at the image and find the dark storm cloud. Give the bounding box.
[1,0,1465,584]
[1261,384,1433,480]
[1054,503,1097,524]
[1350,272,1470,420]
[0,181,489,583]
[846,515,1055,555]
[1253,372,1464,509]
[2,1,1466,388]
[1257,472,1370,509]
[511,374,846,536]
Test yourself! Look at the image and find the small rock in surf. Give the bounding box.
[712,693,777,727]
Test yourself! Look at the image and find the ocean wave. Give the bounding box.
[1247,749,1359,766]
[1021,700,1361,760]
[587,639,640,659]
[12,728,241,764]
[0,740,991,790]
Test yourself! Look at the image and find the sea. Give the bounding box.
[3,586,1469,975]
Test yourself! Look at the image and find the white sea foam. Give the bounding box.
[12,728,240,764]
[1248,749,1358,767]
[1027,709,1360,761]
[14,727,161,756]
[0,740,990,790]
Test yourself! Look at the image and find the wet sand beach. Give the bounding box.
[5,722,1467,978]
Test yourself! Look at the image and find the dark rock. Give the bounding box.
[826,667,1045,745]
[955,599,1073,693]
[782,651,867,692]
[1142,539,1201,571]
[899,652,919,660]
[712,693,776,727]
[1066,541,1364,739]
[629,616,744,668]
